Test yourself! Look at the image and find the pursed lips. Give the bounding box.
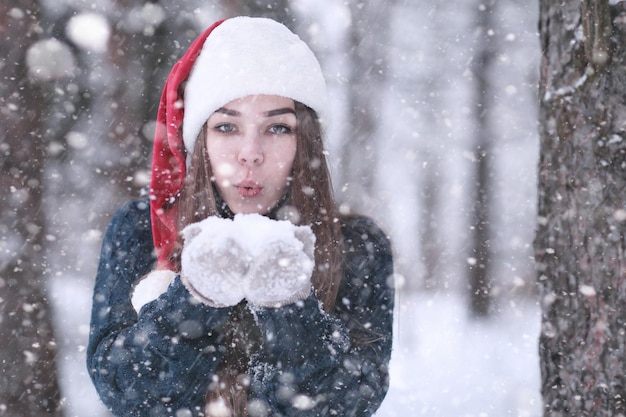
[236,179,262,197]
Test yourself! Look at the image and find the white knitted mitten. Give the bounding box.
[180,220,250,307]
[244,225,315,308]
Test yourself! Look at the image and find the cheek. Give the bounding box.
[210,161,237,189]
[276,154,295,172]
[278,141,297,172]
[212,161,236,178]
[206,142,236,180]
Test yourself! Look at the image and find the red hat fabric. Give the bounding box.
[150,19,225,270]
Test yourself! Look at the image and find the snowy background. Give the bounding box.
[32,0,544,416]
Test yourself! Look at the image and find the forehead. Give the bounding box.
[219,95,295,113]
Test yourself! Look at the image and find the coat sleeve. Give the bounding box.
[248,216,394,417]
[86,200,232,417]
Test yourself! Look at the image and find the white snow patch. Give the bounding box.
[26,38,76,82]
[181,214,309,257]
[66,13,110,53]
[377,293,542,417]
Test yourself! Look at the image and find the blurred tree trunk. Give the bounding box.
[0,1,62,415]
[468,0,496,317]
[340,1,394,214]
[419,156,443,290]
[42,2,201,273]
[96,0,196,205]
[537,1,626,415]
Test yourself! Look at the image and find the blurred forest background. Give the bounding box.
[0,0,542,416]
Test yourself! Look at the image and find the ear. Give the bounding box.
[181,223,202,243]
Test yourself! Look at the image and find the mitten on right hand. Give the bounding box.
[180,220,250,307]
[245,226,315,308]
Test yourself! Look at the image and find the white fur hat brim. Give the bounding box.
[182,17,329,157]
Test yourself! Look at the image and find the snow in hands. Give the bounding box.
[181,214,316,308]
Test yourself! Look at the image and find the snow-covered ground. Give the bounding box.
[51,276,542,417]
[378,292,542,417]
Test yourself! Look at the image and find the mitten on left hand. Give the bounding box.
[245,226,315,308]
[180,219,250,307]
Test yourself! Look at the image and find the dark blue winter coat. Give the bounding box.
[87,200,394,417]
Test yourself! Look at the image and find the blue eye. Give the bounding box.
[214,123,237,133]
[268,124,293,134]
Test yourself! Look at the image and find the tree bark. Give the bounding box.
[0,1,62,415]
[537,1,626,415]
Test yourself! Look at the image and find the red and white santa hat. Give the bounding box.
[150,16,329,270]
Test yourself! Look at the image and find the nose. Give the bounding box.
[238,134,264,166]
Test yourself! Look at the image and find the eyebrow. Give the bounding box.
[214,107,296,117]
[215,107,240,117]
[264,108,296,117]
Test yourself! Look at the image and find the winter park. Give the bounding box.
[1,1,626,417]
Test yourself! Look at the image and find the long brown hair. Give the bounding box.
[175,101,343,416]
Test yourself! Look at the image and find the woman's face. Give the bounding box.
[205,94,297,214]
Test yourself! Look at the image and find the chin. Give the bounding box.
[230,203,271,215]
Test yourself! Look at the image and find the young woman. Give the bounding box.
[87,16,394,417]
